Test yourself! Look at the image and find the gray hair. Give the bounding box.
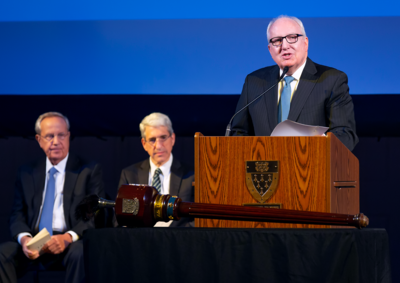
[139,112,174,139]
[266,15,307,42]
[35,112,70,134]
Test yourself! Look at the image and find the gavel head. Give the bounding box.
[115,184,181,227]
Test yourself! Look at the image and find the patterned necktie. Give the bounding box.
[152,168,163,193]
[39,167,58,235]
[278,76,295,123]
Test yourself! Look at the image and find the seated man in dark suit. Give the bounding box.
[0,112,104,283]
[231,15,358,151]
[119,112,194,227]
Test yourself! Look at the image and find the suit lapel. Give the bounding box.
[32,159,46,230]
[138,159,150,185]
[169,159,182,196]
[63,155,80,227]
[288,58,319,121]
[264,66,281,131]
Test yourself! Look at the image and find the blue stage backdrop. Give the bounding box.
[0,0,399,95]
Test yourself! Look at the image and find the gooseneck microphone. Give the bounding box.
[225,66,289,136]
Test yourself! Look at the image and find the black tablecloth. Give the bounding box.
[83,228,391,283]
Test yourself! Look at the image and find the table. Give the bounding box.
[83,228,391,283]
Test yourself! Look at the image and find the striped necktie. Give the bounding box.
[278,76,295,123]
[152,168,162,193]
[39,167,58,235]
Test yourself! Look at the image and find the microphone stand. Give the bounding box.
[225,66,289,136]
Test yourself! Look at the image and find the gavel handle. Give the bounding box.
[177,202,369,228]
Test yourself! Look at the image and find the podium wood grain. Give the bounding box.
[194,133,359,228]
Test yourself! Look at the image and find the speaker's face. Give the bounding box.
[268,17,308,76]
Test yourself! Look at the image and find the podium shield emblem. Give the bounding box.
[245,161,279,203]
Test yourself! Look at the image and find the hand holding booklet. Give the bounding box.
[26,228,51,252]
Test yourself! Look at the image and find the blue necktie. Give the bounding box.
[152,168,162,193]
[278,76,295,123]
[39,167,58,235]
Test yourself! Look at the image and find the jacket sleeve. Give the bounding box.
[70,163,105,236]
[118,169,129,190]
[9,168,34,240]
[325,71,359,151]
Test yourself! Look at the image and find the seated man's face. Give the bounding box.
[35,116,70,165]
[141,126,175,167]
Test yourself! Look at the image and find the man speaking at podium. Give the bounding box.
[231,15,358,151]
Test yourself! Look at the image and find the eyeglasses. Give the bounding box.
[269,34,303,47]
[145,135,171,145]
[40,133,69,142]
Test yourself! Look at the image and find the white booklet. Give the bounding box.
[26,228,51,252]
[271,120,328,137]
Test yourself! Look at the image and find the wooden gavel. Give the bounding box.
[89,184,368,229]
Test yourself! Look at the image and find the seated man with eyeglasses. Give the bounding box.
[231,15,358,151]
[0,112,104,283]
[118,112,194,227]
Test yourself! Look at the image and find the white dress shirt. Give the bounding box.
[18,154,79,244]
[148,154,173,227]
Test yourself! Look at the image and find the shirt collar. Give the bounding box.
[46,153,69,174]
[149,153,173,176]
[279,59,307,81]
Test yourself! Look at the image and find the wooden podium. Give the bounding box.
[194,132,359,228]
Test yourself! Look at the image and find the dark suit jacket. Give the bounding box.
[9,154,104,240]
[118,158,194,227]
[231,58,359,151]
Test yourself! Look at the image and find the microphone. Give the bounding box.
[225,66,289,136]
